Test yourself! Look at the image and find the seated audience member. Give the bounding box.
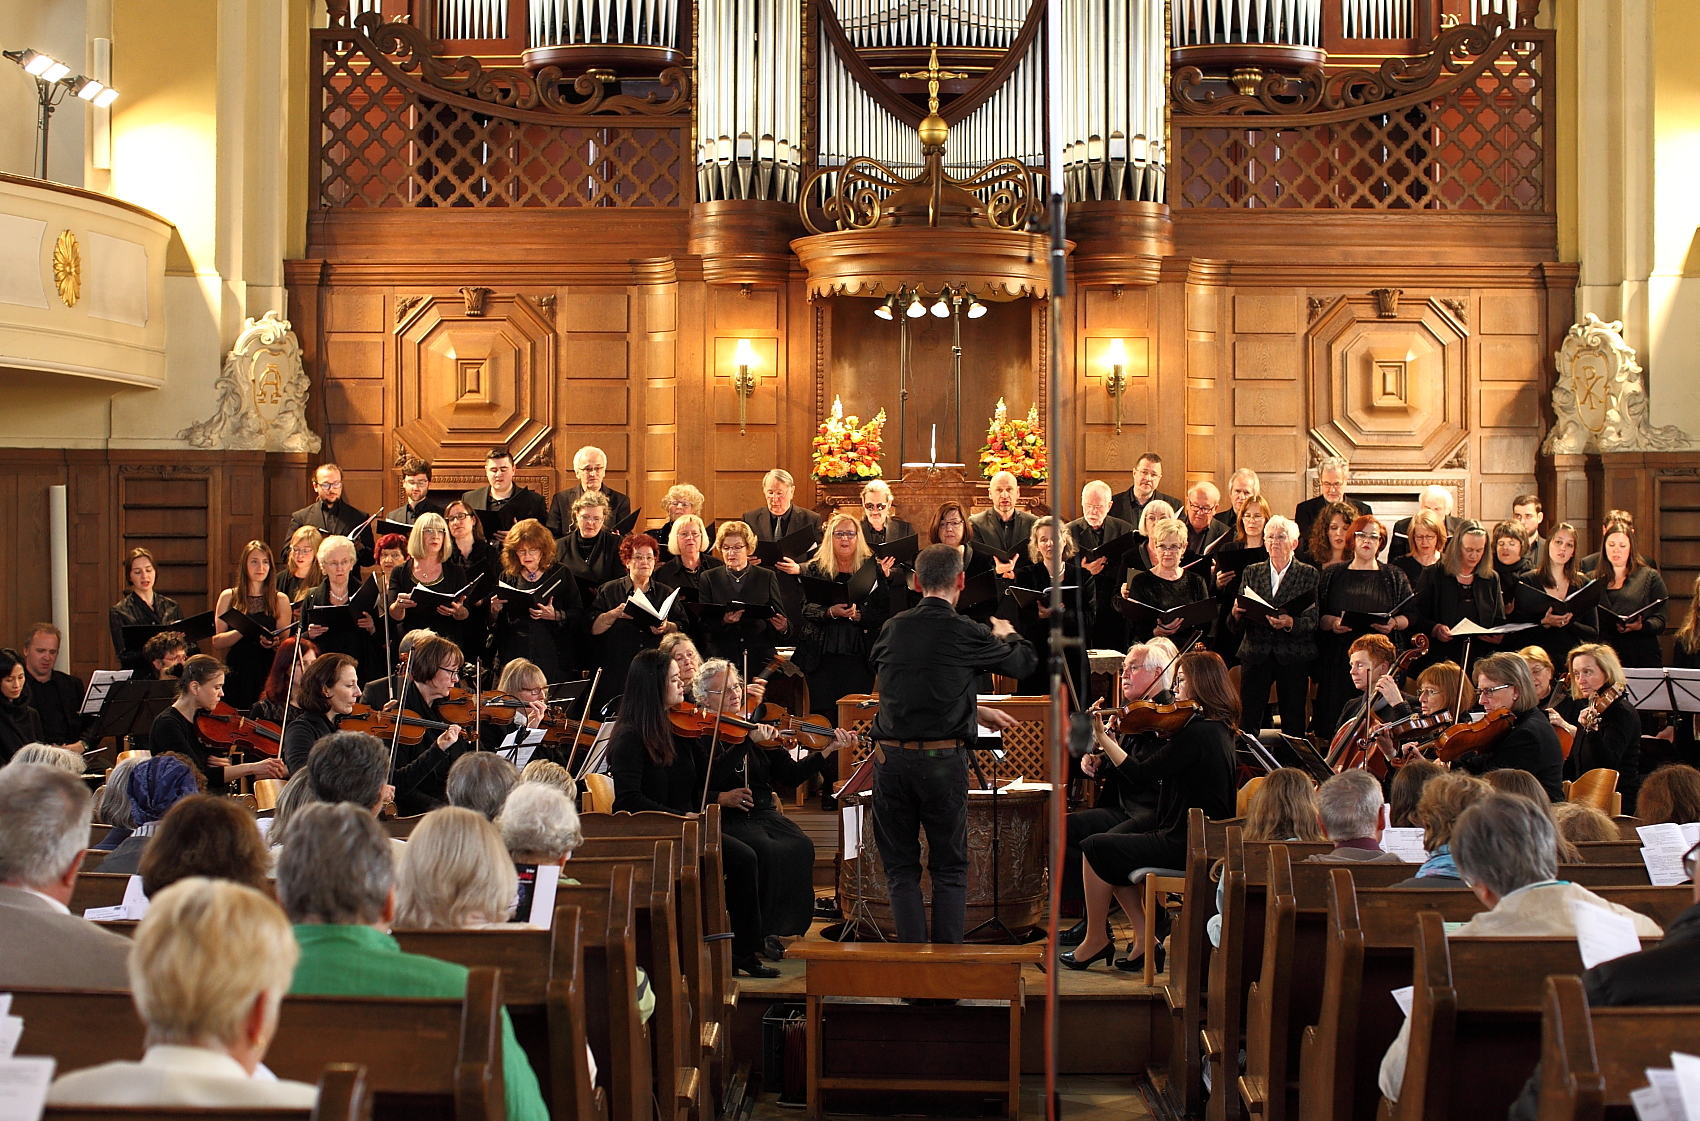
[1552,800,1620,843]
[447,751,520,821]
[92,755,143,851]
[1209,768,1324,945]
[1391,772,1490,888]
[262,770,319,856]
[1304,769,1405,864]
[1484,768,1584,861]
[103,753,207,875]
[139,795,272,898]
[395,807,517,929]
[298,731,402,864]
[1379,794,1661,1102]
[1638,764,1700,827]
[46,878,316,1109]
[1387,759,1444,828]
[519,758,577,797]
[6,743,84,773]
[277,802,548,1121]
[0,762,133,988]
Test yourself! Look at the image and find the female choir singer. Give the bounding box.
[276,526,324,601]
[300,535,377,673]
[444,500,498,577]
[658,515,722,651]
[387,514,474,652]
[489,518,580,686]
[698,521,789,669]
[110,547,184,668]
[590,532,683,689]
[1300,501,1357,569]
[1391,510,1447,587]
[1597,522,1668,668]
[1512,522,1597,668]
[1315,515,1412,736]
[558,491,623,595]
[209,541,293,711]
[656,484,716,561]
[1409,522,1503,671]
[796,513,886,721]
[925,502,996,623]
[1000,517,1092,698]
[1125,501,1177,574]
[1122,518,1209,650]
[146,654,287,794]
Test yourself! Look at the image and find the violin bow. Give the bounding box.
[697,660,737,813]
[569,668,603,781]
[385,649,412,783]
[275,614,310,748]
[473,659,482,748]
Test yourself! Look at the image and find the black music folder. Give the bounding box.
[1114,596,1218,629]
[754,527,821,567]
[872,534,922,566]
[1340,593,1417,632]
[121,610,218,651]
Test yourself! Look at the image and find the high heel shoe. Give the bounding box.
[1115,939,1165,975]
[1059,918,1111,946]
[1057,942,1115,971]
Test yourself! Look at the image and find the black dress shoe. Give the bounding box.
[1115,940,1165,975]
[734,955,780,978]
[1058,919,1112,947]
[762,935,787,962]
[1057,942,1115,971]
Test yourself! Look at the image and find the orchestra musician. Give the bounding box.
[1373,660,1472,761]
[1109,452,1180,528]
[590,532,683,689]
[249,637,316,724]
[548,445,632,537]
[1068,480,1138,652]
[698,521,789,670]
[139,632,188,682]
[480,658,552,759]
[210,541,293,711]
[1315,515,1412,736]
[1548,643,1642,811]
[460,447,548,546]
[276,526,324,602]
[489,518,580,686]
[997,517,1091,698]
[1409,521,1504,671]
[20,624,90,747]
[281,652,361,774]
[146,654,287,794]
[1332,634,1414,741]
[795,513,887,723]
[110,547,183,669]
[1228,515,1319,736]
[286,463,373,566]
[389,634,470,815]
[1450,651,1565,799]
[1597,521,1668,668]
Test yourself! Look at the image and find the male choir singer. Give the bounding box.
[867,544,1036,945]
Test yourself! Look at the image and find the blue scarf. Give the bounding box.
[1416,844,1457,880]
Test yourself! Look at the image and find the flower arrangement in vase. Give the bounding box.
[812,396,887,483]
[979,398,1048,482]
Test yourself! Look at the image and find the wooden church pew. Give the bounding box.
[44,1063,370,1121]
[1536,975,1700,1121]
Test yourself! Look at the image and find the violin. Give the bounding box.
[1431,706,1516,763]
[338,702,464,746]
[1100,698,1202,737]
[1375,708,1453,746]
[1332,634,1430,776]
[667,702,765,744]
[196,703,282,757]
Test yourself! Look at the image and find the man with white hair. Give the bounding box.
[1227,515,1320,735]
[858,479,914,548]
[47,878,317,1108]
[970,472,1038,578]
[1388,484,1464,562]
[1213,468,1261,530]
[1304,769,1403,864]
[548,445,632,537]
[0,762,133,987]
[1068,481,1137,650]
[1294,455,1375,542]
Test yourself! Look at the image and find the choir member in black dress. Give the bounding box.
[1548,643,1643,811]
[460,447,548,547]
[607,649,774,976]
[556,491,624,598]
[110,547,183,670]
[548,444,633,537]
[928,501,998,625]
[857,479,915,547]
[0,649,44,765]
[1451,652,1564,799]
[280,652,360,774]
[1069,480,1138,651]
[301,535,377,677]
[1410,522,1504,671]
[1315,515,1414,737]
[1228,516,1320,736]
[1388,485,1461,563]
[1597,522,1669,668]
[698,521,789,670]
[1062,650,1238,971]
[1124,500,1178,575]
[1299,500,1355,569]
[287,463,374,566]
[590,533,684,691]
[795,513,885,720]
[1208,494,1270,659]
[657,515,723,652]
[209,541,293,711]
[998,517,1092,697]
[1122,518,1211,650]
[655,484,713,561]
[145,655,287,795]
[395,456,445,525]
[389,634,471,815]
[1491,520,1535,606]
[1512,522,1598,669]
[276,526,324,603]
[20,624,89,747]
[693,659,854,955]
[489,518,581,686]
[1578,509,1636,575]
[1391,509,1448,588]
[249,636,317,725]
[387,514,473,652]
[444,499,498,577]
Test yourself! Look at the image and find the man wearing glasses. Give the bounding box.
[287,462,374,566]
[1181,481,1229,561]
[1068,480,1136,650]
[857,479,913,548]
[1296,455,1375,543]
[1109,452,1180,528]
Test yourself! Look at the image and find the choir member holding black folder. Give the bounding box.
[1068,481,1138,651]
[490,518,580,685]
[697,521,789,670]
[927,501,998,626]
[460,447,548,545]
[276,526,324,602]
[998,517,1092,697]
[386,514,478,653]
[1314,514,1413,736]
[1206,495,1271,660]
[1228,515,1319,735]
[287,463,374,566]
[1120,518,1212,650]
[590,532,684,690]
[1511,522,1599,668]
[209,541,293,710]
[110,547,184,670]
[1596,521,1669,668]
[857,479,913,547]
[795,513,888,720]
[1408,522,1505,671]
[444,500,498,579]
[657,515,723,650]
[300,535,381,680]
[556,491,625,600]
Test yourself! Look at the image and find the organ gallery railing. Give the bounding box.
[1171,9,1550,211]
[313,0,689,208]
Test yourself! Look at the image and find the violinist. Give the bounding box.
[478,658,552,758]
[387,514,474,651]
[1315,515,1412,736]
[276,526,324,602]
[694,658,854,960]
[489,518,581,686]
[796,513,887,722]
[1062,650,1238,972]
[1332,634,1414,739]
[1549,644,1642,811]
[209,541,293,711]
[1374,661,1472,761]
[389,634,469,815]
[1061,640,1175,939]
[1122,518,1209,649]
[606,649,773,977]
[281,653,361,774]
[998,516,1092,697]
[109,547,183,669]
[698,521,789,669]
[590,532,683,689]
[301,535,377,673]
[147,655,287,795]
[1512,522,1598,668]
[1450,652,1564,800]
[1228,515,1318,735]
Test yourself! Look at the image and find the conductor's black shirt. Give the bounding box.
[869,596,1038,742]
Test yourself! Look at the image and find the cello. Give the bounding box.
[1331,634,1429,776]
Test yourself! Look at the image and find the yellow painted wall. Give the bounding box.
[1648,0,1700,433]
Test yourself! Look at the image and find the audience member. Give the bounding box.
[0,763,133,988]
[1387,759,1444,828]
[1484,768,1583,861]
[395,807,517,929]
[1551,800,1620,843]
[46,878,315,1108]
[1244,768,1326,843]
[92,755,142,851]
[1304,770,1404,864]
[6,744,84,773]
[139,795,272,898]
[519,758,577,797]
[262,770,319,855]
[103,753,206,875]
[500,781,583,867]
[1638,764,1700,826]
[447,752,520,820]
[1391,772,1490,888]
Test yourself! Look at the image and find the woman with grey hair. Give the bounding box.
[446,751,519,820]
[501,781,583,865]
[1451,651,1565,799]
[1409,520,1502,671]
[92,755,143,851]
[261,770,320,855]
[6,743,85,774]
[394,807,519,929]
[658,484,715,561]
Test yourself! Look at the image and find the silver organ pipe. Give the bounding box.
[528,0,678,46]
[1338,0,1411,39]
[1172,0,1322,47]
[1468,0,1510,24]
[437,0,508,39]
[695,0,801,200]
[1061,0,1164,202]
[831,0,1024,50]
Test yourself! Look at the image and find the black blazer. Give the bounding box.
[1229,559,1321,664]
[1184,517,1231,562]
[698,564,788,668]
[1599,566,1669,668]
[287,499,375,566]
[1455,706,1565,800]
[1388,514,1465,562]
[109,591,183,666]
[549,485,633,537]
[859,517,915,548]
[969,508,1038,556]
[459,486,549,539]
[1109,488,1182,528]
[1295,494,1375,544]
[609,726,701,814]
[22,669,88,746]
[394,499,446,526]
[1409,565,1505,666]
[741,506,823,543]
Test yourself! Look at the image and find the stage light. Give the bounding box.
[930,292,951,318]
[905,291,927,318]
[5,48,121,180]
[874,294,897,320]
[73,78,104,101]
[965,295,988,319]
[94,87,118,108]
[19,50,59,77]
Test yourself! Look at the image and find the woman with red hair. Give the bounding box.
[590,532,683,689]
[1314,514,1414,736]
[247,636,318,724]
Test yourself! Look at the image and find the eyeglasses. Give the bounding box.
[1155,543,1184,553]
[1354,531,1383,542]
[721,542,748,552]
[1478,683,1513,696]
[865,503,889,511]
[446,513,471,523]
[316,480,342,491]
[832,530,860,539]
[1187,503,1216,514]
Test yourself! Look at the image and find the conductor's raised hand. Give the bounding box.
[990,616,1017,639]
[976,705,1019,731]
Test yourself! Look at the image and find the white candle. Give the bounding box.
[930,424,937,464]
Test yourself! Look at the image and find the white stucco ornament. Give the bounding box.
[1543,313,1690,454]
[179,311,322,453]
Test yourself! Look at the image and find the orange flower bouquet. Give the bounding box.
[979,398,1048,482]
[812,396,887,483]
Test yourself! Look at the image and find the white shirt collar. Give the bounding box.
[20,886,71,915]
[141,1045,255,1080]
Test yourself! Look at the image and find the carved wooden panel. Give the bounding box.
[1308,295,1467,471]
[395,294,555,470]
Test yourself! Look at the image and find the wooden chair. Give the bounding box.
[69,873,131,914]
[394,904,606,1121]
[582,773,616,814]
[555,866,654,1121]
[254,777,285,812]
[1236,776,1265,818]
[1536,975,1700,1121]
[379,814,426,839]
[1142,869,1188,985]
[44,1063,370,1121]
[1563,769,1620,815]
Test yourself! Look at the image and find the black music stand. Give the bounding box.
[965,734,1034,945]
[88,679,179,747]
[1260,730,1335,784]
[835,753,886,942]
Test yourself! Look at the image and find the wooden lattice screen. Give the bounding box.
[1172,17,1551,211]
[834,695,1056,785]
[313,13,688,209]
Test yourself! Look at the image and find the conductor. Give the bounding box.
[868,544,1038,944]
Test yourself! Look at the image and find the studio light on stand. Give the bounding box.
[873,292,898,321]
[929,291,951,318]
[964,293,988,319]
[904,290,927,318]
[5,47,120,181]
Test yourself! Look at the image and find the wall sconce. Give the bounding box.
[1104,337,1130,435]
[732,338,759,435]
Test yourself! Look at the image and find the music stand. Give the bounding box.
[1621,668,1700,714]
[836,753,886,942]
[966,738,1025,945]
[88,679,179,747]
[1260,731,1336,784]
